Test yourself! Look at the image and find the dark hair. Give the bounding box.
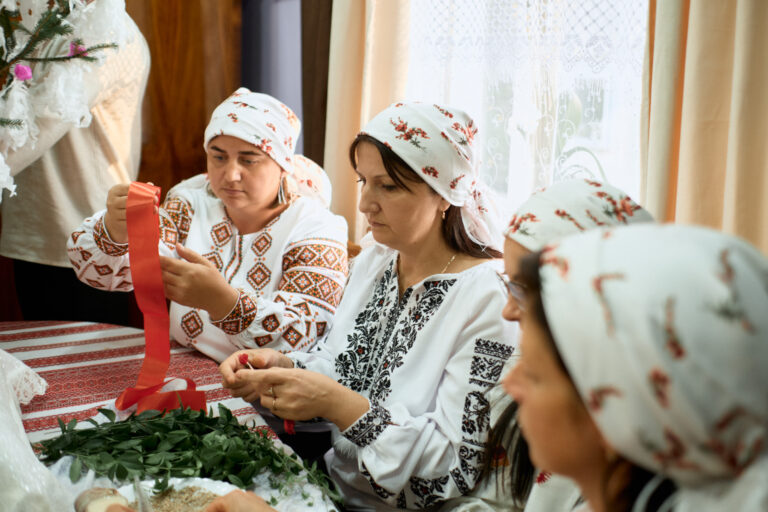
[479,251,677,511]
[349,134,502,259]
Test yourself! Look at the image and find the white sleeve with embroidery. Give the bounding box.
[208,238,348,354]
[66,194,190,291]
[339,289,517,509]
[66,210,135,291]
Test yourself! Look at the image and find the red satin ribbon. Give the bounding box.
[115,182,206,413]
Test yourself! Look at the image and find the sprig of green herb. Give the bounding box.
[35,405,340,505]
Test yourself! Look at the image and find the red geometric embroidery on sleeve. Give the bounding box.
[181,310,204,338]
[282,243,348,274]
[261,314,280,332]
[70,258,81,270]
[80,249,92,261]
[210,291,257,335]
[115,280,132,289]
[116,266,131,277]
[71,230,86,243]
[294,301,311,315]
[159,214,179,250]
[86,278,104,288]
[93,264,114,276]
[278,269,343,312]
[254,335,273,347]
[316,321,327,337]
[587,386,622,412]
[162,197,194,245]
[281,326,304,347]
[93,217,129,256]
[274,294,288,304]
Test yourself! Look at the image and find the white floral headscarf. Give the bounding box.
[505,179,654,251]
[539,224,768,511]
[203,87,301,173]
[292,154,332,208]
[360,102,506,252]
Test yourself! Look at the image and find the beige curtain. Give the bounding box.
[323,0,410,243]
[642,0,768,254]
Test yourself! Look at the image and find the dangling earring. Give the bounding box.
[441,209,447,220]
[277,176,287,205]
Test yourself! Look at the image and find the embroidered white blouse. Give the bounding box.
[67,174,349,362]
[290,243,519,510]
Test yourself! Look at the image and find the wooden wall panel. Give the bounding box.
[301,0,333,167]
[126,0,242,198]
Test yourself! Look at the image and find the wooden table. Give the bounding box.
[0,320,272,443]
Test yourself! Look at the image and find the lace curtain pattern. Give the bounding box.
[405,0,648,210]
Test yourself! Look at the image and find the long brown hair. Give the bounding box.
[349,133,502,259]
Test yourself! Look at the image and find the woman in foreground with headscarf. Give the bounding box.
[504,223,768,511]
[445,178,654,511]
[67,88,349,362]
[219,102,519,510]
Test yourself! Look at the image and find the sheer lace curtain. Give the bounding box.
[405,0,649,212]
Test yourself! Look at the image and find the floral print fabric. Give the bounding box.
[539,224,768,511]
[203,87,301,174]
[504,179,653,251]
[360,102,507,252]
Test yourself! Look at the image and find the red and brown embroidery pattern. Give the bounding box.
[390,117,430,148]
[664,297,686,358]
[211,291,257,335]
[649,367,671,408]
[433,104,454,118]
[595,191,641,223]
[278,270,344,312]
[507,213,539,236]
[181,310,205,339]
[421,166,439,178]
[703,407,765,474]
[451,120,476,145]
[540,245,569,278]
[449,174,466,189]
[93,217,128,256]
[247,262,272,294]
[712,249,756,333]
[555,209,586,230]
[210,221,233,247]
[585,209,606,226]
[650,428,700,470]
[162,197,194,245]
[159,214,178,250]
[281,242,348,274]
[587,385,623,411]
[593,273,625,335]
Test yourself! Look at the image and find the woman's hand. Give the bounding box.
[103,184,131,243]
[220,349,294,397]
[160,243,239,318]
[103,182,159,243]
[236,367,370,430]
[204,490,275,512]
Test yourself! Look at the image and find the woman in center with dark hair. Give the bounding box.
[219,102,519,510]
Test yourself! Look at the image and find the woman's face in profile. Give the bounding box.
[355,141,448,252]
[503,275,607,479]
[206,135,283,211]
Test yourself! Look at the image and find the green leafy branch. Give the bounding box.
[35,405,341,506]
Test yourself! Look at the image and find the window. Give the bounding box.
[405,0,649,209]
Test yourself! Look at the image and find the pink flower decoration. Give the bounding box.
[13,64,32,81]
[68,42,88,57]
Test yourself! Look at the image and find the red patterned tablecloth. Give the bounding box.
[0,321,273,443]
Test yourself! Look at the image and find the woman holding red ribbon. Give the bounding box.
[220,102,519,510]
[67,88,349,363]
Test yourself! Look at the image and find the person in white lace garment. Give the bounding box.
[219,102,519,510]
[67,88,348,362]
